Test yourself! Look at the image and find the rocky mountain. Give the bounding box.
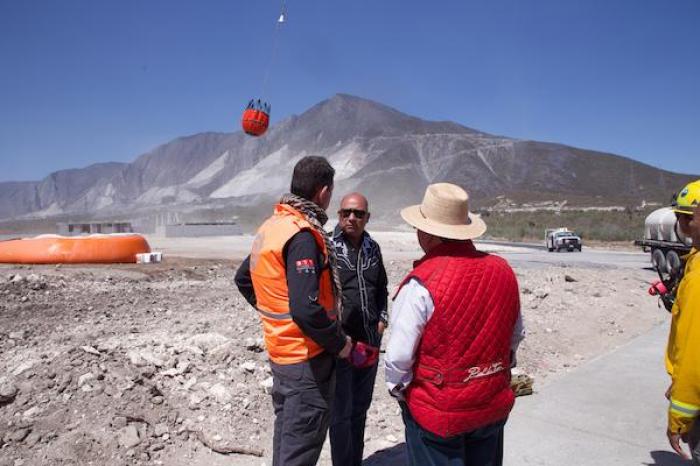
[0,94,695,228]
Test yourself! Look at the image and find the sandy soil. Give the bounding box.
[0,234,665,466]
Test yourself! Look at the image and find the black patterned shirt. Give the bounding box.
[332,225,388,347]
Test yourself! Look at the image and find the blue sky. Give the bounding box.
[1,0,698,182]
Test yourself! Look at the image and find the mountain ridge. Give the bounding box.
[0,93,695,224]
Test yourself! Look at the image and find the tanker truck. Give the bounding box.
[634,207,692,283]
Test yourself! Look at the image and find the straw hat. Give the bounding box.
[400,183,486,240]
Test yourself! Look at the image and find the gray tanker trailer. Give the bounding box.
[635,207,692,282]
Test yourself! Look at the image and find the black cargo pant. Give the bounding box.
[270,352,336,466]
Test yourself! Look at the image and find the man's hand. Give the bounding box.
[338,336,353,359]
[378,321,386,335]
[667,429,690,460]
[389,383,405,400]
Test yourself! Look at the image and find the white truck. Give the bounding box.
[545,228,582,252]
[634,207,692,281]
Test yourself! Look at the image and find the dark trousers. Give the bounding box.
[270,352,336,466]
[691,418,700,466]
[401,403,506,466]
[494,424,504,466]
[329,358,379,466]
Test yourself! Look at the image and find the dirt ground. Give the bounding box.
[0,241,665,466]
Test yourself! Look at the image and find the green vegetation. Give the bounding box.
[478,207,657,243]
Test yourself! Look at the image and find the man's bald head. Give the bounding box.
[340,192,369,211]
[338,192,370,245]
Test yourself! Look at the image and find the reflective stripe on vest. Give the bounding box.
[256,308,292,320]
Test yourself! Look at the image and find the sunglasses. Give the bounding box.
[339,208,367,219]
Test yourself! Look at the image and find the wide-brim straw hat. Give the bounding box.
[400,183,487,240]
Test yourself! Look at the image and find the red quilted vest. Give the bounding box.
[400,240,519,437]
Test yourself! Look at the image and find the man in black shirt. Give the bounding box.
[329,192,389,466]
[235,156,352,466]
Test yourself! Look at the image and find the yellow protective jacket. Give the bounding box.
[666,248,700,434]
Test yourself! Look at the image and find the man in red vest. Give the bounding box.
[385,183,524,466]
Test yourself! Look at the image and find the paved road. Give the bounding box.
[477,239,653,270]
[505,322,686,466]
[498,246,652,270]
[147,234,653,271]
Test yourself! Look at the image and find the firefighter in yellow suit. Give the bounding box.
[666,180,700,463]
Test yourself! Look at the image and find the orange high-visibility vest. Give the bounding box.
[250,204,336,364]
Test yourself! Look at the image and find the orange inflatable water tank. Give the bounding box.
[0,234,151,264]
[241,99,270,137]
